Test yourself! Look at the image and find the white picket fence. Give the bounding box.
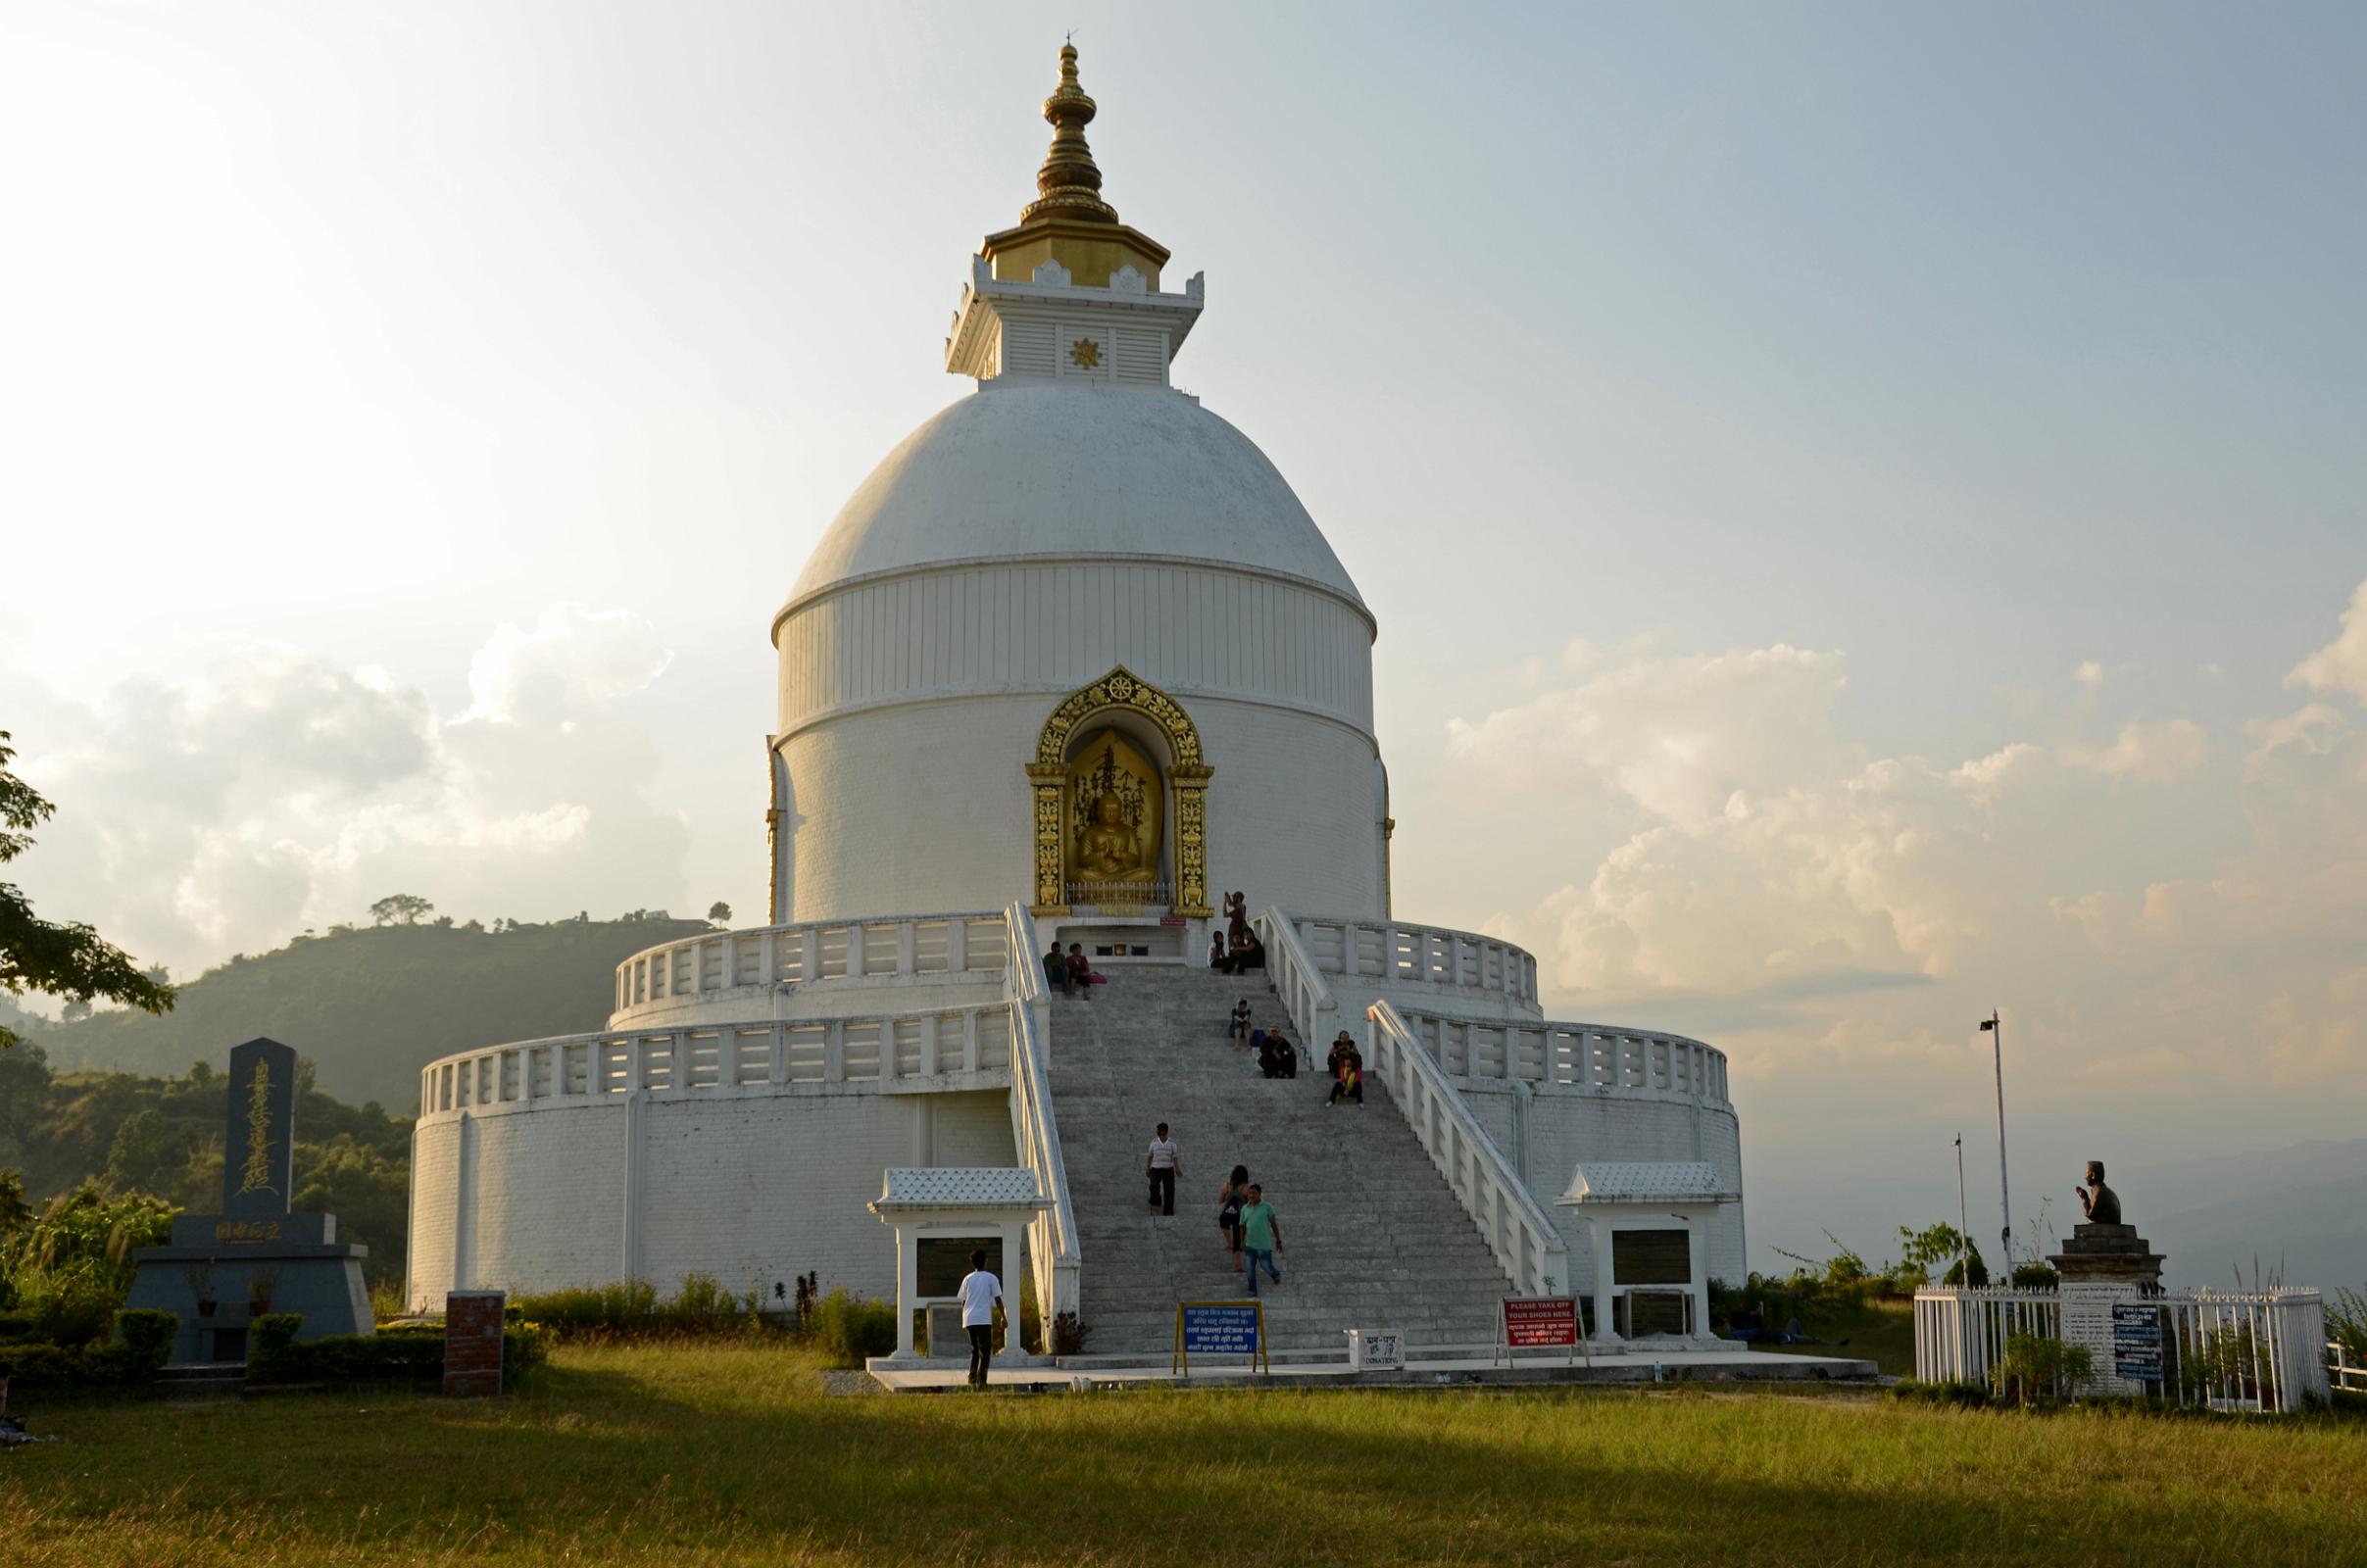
[1915,1286,2332,1412]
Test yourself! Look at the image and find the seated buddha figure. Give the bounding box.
[1075,792,1154,883]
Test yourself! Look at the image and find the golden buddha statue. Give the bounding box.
[1076,790,1153,882]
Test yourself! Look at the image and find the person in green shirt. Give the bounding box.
[1239,1183,1283,1297]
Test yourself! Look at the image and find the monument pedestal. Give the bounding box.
[122,1036,377,1365]
[2049,1222,2166,1397]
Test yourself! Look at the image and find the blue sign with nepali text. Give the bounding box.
[1173,1301,1268,1374]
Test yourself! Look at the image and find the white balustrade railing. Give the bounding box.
[614,912,1007,1016]
[1391,1008,1730,1107]
[1253,907,1339,1044]
[1003,903,1081,1329]
[2333,1341,2367,1395]
[1291,914,1540,1012]
[419,1004,1014,1118]
[1916,1287,2332,1412]
[1365,1000,1570,1298]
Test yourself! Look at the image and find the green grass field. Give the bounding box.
[6,1344,2362,1565]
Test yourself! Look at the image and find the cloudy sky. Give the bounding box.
[5,3,2362,1272]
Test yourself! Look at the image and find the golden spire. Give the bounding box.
[1021,42,1118,226]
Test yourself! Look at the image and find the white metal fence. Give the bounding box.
[1915,1286,2333,1411]
[2331,1340,2366,1396]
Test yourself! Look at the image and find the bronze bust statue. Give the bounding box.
[2076,1159,2121,1226]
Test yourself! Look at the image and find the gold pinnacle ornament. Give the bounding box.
[1021,43,1119,225]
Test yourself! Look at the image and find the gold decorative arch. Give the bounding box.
[1026,665,1213,917]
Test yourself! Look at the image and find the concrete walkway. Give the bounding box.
[867,1345,1878,1393]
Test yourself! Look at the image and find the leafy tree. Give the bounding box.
[1898,1221,1988,1287]
[103,1107,178,1195]
[0,1168,30,1234]
[369,894,435,926]
[0,730,177,1049]
[708,902,732,924]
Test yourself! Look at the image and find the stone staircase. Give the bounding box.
[1045,962,1514,1355]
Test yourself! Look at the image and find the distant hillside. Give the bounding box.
[25,915,714,1114]
[2119,1138,2367,1292]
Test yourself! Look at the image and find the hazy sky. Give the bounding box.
[5,3,2363,1274]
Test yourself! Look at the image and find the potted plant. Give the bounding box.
[184,1262,218,1318]
[248,1268,280,1317]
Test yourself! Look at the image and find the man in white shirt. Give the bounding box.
[1145,1123,1180,1216]
[956,1249,1005,1388]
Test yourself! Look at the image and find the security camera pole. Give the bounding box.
[1980,1011,2008,1277]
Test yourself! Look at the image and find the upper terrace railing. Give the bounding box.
[1002,903,1080,1323]
[419,1005,1014,1120]
[1290,915,1539,1014]
[1389,1009,1730,1107]
[614,912,1007,1017]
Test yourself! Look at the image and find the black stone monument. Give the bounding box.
[124,1037,374,1364]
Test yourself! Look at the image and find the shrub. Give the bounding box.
[2010,1262,2061,1289]
[1051,1310,1092,1357]
[248,1317,548,1387]
[2,1306,178,1388]
[806,1289,896,1368]
[115,1308,178,1366]
[1994,1332,2093,1405]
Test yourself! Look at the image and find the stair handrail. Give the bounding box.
[1365,998,1570,1297]
[1250,906,1340,1044]
[1002,903,1081,1328]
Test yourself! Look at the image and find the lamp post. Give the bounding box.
[1980,1011,2008,1280]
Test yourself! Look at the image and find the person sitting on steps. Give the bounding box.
[1044,942,1067,997]
[1229,998,1252,1048]
[1326,1032,1363,1106]
[1066,943,1094,1002]
[1208,931,1228,971]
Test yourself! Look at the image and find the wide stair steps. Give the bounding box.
[1046,962,1514,1355]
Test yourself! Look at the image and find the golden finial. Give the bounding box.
[1021,41,1118,226]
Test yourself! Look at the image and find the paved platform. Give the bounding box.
[866,1345,1878,1393]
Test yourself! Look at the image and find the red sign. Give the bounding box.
[1504,1296,1579,1347]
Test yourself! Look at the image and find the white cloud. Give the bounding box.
[465,602,673,724]
[2289,577,2367,704]
[2074,660,2104,687]
[2062,718,2212,781]
[1440,617,2367,1100]
[7,609,689,977]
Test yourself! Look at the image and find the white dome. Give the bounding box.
[784,384,1367,615]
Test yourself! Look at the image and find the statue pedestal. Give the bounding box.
[2049,1223,2166,1397]
[127,1211,372,1365]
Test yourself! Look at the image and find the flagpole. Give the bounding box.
[1982,1011,2009,1278]
[1954,1135,1970,1287]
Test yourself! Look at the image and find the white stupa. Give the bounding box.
[409,48,1743,1353]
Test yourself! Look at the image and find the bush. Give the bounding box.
[115,1308,177,1366]
[1,1306,178,1388]
[248,1316,548,1387]
[508,1275,778,1344]
[806,1289,896,1368]
[1995,1332,2093,1404]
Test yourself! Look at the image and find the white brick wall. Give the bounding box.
[1455,1085,1748,1294]
[778,692,1386,922]
[408,1086,1016,1308]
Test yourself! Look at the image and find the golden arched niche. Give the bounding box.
[1026,665,1213,917]
[1066,730,1161,893]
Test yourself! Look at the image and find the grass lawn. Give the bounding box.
[5,1344,2363,1565]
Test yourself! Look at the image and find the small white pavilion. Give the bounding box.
[1556,1161,1741,1343]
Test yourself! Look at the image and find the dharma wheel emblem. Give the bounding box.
[1105,673,1135,701]
[1069,336,1103,368]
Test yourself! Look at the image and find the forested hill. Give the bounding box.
[25,914,714,1114]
